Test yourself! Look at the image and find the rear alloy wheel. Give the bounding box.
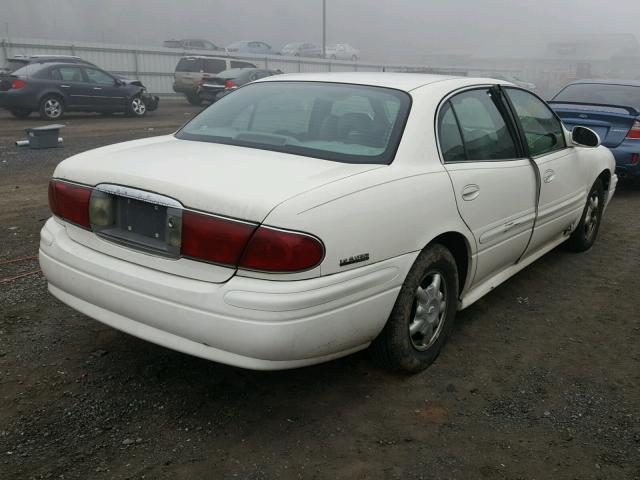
[371,244,459,373]
[566,178,605,252]
[39,95,64,120]
[127,96,147,117]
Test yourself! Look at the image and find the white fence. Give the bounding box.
[0,37,476,95]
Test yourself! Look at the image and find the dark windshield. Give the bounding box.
[10,63,48,78]
[553,83,640,109]
[176,81,411,164]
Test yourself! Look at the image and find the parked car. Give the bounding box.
[196,68,282,102]
[489,73,536,90]
[0,62,158,119]
[39,73,616,372]
[325,43,360,61]
[226,41,274,55]
[550,80,640,180]
[164,39,220,51]
[280,42,322,58]
[2,54,148,87]
[173,55,257,105]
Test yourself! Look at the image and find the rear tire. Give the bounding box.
[39,95,64,120]
[566,178,605,252]
[186,93,202,106]
[9,108,32,119]
[370,244,458,373]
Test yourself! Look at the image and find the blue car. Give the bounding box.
[549,80,640,180]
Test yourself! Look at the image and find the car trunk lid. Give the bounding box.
[53,135,382,282]
[549,101,639,148]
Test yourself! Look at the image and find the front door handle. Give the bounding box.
[461,184,480,201]
[93,87,102,90]
[543,169,555,183]
[60,85,70,88]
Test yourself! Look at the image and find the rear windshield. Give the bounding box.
[176,81,411,164]
[10,63,48,78]
[230,61,256,69]
[175,58,201,72]
[6,59,29,73]
[553,83,640,109]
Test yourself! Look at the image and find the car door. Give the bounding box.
[83,67,126,110]
[503,87,588,256]
[439,87,537,285]
[50,65,92,109]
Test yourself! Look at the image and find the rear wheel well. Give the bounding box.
[428,232,470,294]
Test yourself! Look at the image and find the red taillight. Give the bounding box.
[239,227,324,272]
[631,153,639,166]
[48,180,92,228]
[11,79,26,89]
[181,210,256,266]
[225,79,236,89]
[626,120,640,139]
[197,79,204,87]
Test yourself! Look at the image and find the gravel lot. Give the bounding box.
[1,100,639,480]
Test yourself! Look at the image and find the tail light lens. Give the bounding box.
[225,79,236,89]
[11,79,26,89]
[239,227,324,272]
[48,180,92,228]
[197,79,204,87]
[181,210,256,266]
[626,120,640,139]
[181,213,324,272]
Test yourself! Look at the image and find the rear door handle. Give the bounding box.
[543,169,555,183]
[461,184,480,201]
[93,87,102,90]
[60,85,70,88]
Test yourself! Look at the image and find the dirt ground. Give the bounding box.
[0,101,639,480]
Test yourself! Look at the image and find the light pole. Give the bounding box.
[322,0,326,58]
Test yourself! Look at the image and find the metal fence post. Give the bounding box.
[134,50,139,79]
[1,39,7,64]
[298,58,301,73]
[264,56,268,69]
[70,44,76,56]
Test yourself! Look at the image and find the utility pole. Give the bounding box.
[322,0,326,58]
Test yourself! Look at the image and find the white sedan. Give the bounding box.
[39,73,617,372]
[325,43,360,61]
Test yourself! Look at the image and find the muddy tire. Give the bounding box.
[370,244,458,373]
[39,95,64,120]
[566,178,605,252]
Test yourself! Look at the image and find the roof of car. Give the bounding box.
[257,72,490,91]
[567,79,640,87]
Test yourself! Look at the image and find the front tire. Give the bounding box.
[39,95,64,120]
[370,244,458,373]
[126,96,147,117]
[9,108,32,119]
[566,178,605,252]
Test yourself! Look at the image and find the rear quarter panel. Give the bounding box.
[262,82,476,278]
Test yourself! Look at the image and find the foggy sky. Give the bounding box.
[1,0,636,63]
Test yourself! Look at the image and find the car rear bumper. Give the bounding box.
[0,90,39,110]
[611,142,640,178]
[39,218,413,370]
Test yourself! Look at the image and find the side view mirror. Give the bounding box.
[114,79,124,87]
[571,126,600,148]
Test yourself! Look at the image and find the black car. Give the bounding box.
[196,68,282,103]
[0,62,159,120]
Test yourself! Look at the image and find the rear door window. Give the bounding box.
[438,102,466,162]
[449,89,518,161]
[56,66,85,83]
[176,58,202,72]
[202,58,226,74]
